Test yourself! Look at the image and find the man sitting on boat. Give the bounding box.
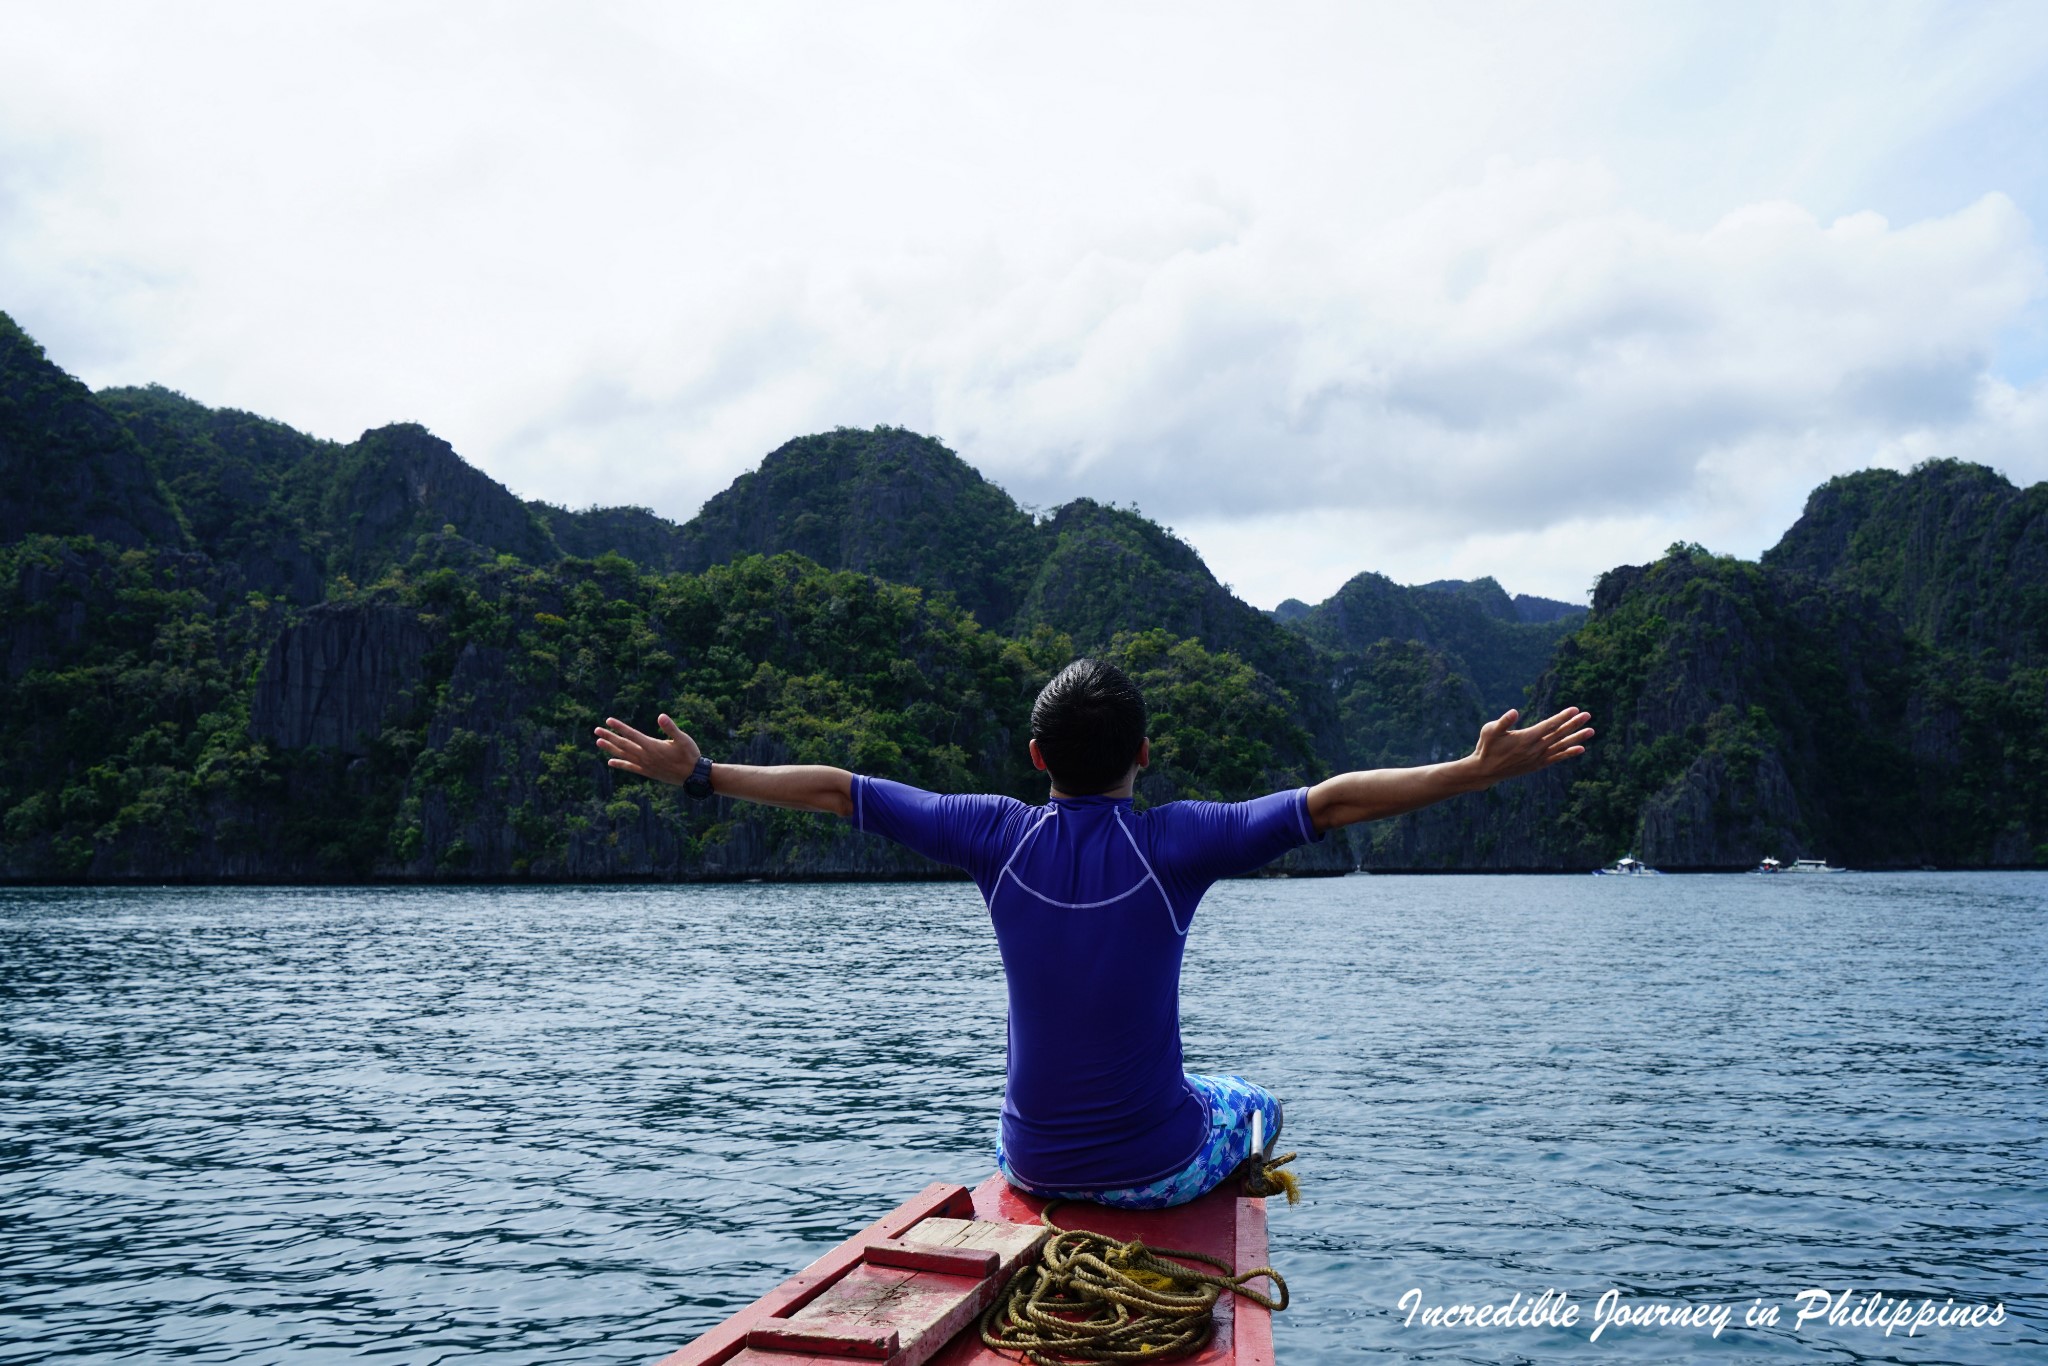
[594,659,1591,1208]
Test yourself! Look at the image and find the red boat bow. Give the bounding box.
[655,1174,1275,1366]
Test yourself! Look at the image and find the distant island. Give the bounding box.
[1,310,2042,880]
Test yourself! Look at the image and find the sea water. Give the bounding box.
[1,874,2041,1364]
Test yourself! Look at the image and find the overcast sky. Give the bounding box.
[4,2,2045,605]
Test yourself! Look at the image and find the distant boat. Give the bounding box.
[1757,855,1847,873]
[1593,854,1660,876]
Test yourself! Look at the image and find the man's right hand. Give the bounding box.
[1465,706,1595,787]
[594,714,700,785]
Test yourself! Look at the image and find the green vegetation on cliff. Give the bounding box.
[1373,529,2047,871]
[1281,570,1583,713]
[1,306,2041,876]
[0,538,273,876]
[1107,629,1320,804]
[0,521,1337,879]
[0,317,184,551]
[0,535,1050,878]
[1536,546,1921,866]
[1765,459,2048,663]
[663,426,1045,629]
[1763,461,2048,860]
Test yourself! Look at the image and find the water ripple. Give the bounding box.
[2,874,2042,1363]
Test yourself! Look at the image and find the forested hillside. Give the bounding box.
[1,308,2041,877]
[1360,477,2048,870]
[0,313,1345,879]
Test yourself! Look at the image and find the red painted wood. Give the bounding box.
[861,1241,1001,1277]
[1232,1192,1275,1366]
[745,1323,901,1358]
[653,1183,973,1366]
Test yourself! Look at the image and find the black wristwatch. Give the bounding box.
[683,756,716,799]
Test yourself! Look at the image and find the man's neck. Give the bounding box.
[1048,780,1136,801]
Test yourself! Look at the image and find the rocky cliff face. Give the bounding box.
[532,504,693,572]
[1016,501,1269,657]
[0,316,184,550]
[672,427,1043,628]
[96,384,331,602]
[1634,745,1807,868]
[1766,460,2048,664]
[1286,570,1583,712]
[1010,500,1346,767]
[1335,639,1488,770]
[251,600,436,754]
[1512,592,1583,624]
[323,424,559,581]
[5,541,98,681]
[1357,545,1993,871]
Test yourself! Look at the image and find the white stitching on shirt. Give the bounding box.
[1111,808,1188,937]
[993,805,1057,888]
[999,867,1158,910]
[990,805,1180,927]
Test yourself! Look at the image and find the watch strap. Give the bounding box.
[683,755,715,799]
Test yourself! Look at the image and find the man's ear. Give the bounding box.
[1136,738,1150,770]
[1028,738,1048,772]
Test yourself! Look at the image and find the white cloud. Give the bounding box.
[2,1,2045,607]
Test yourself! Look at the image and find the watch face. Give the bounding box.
[685,758,714,798]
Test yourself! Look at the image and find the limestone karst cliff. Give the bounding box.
[1,307,2040,879]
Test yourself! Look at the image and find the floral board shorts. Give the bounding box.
[996,1074,1283,1210]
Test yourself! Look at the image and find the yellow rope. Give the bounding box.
[1241,1150,1300,1205]
[980,1203,1289,1365]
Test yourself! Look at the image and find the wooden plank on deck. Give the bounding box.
[722,1215,1044,1366]
[654,1183,974,1366]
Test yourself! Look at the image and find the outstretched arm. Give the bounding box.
[1306,705,1593,833]
[594,714,854,818]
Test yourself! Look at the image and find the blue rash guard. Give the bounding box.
[849,777,1320,1192]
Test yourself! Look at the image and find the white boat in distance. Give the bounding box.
[1594,855,1661,876]
[1756,856,1846,874]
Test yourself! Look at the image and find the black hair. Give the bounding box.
[1030,657,1147,795]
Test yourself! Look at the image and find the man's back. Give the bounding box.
[851,778,1317,1189]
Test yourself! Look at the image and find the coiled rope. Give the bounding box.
[978,1203,1289,1365]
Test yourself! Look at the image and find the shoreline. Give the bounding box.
[3,865,2039,889]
